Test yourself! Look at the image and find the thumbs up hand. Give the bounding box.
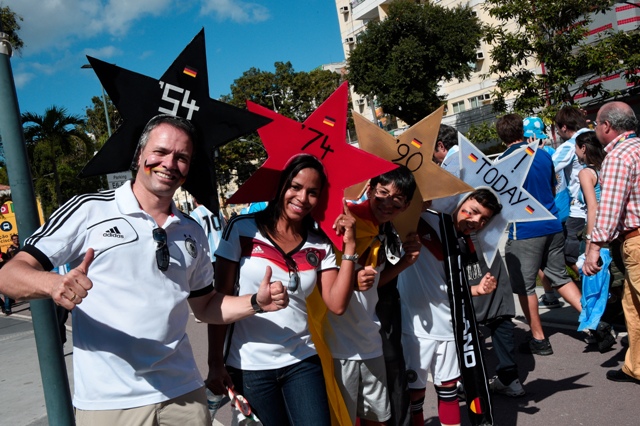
[52,249,95,310]
[254,266,289,312]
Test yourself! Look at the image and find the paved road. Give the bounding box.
[2,290,639,425]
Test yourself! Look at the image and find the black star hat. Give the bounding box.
[79,29,271,212]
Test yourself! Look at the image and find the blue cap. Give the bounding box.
[523,116,548,139]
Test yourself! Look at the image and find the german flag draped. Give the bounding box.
[306,200,381,426]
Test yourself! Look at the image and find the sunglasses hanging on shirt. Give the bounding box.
[153,227,170,271]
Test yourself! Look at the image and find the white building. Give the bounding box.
[334,0,640,131]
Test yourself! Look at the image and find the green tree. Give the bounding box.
[22,106,100,216]
[78,94,121,148]
[484,0,640,117]
[466,121,500,149]
[217,62,344,192]
[0,4,24,54]
[0,165,8,186]
[347,0,483,125]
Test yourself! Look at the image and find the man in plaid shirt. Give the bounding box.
[583,101,640,384]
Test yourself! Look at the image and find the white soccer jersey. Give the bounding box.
[23,181,213,410]
[398,211,455,341]
[215,215,338,370]
[325,262,385,360]
[190,205,225,263]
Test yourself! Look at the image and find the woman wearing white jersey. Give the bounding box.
[207,154,357,425]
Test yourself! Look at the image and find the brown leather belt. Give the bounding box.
[625,229,640,241]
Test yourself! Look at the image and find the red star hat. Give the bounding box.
[349,106,472,238]
[228,82,398,247]
[79,29,270,213]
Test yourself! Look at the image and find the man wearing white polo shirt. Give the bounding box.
[0,115,288,425]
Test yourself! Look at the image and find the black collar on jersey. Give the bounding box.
[79,28,271,212]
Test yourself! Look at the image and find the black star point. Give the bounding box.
[80,29,271,212]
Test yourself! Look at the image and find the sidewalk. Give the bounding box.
[0,302,73,426]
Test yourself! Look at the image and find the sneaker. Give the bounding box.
[489,376,525,397]
[520,337,553,355]
[538,294,563,309]
[584,331,597,345]
[594,321,616,353]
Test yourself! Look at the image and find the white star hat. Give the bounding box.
[457,134,556,265]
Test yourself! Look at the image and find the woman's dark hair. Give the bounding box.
[369,165,416,202]
[575,131,606,170]
[256,154,327,237]
[466,188,503,216]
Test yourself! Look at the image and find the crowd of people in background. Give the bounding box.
[1,233,19,315]
[0,100,639,426]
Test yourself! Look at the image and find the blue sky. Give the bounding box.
[5,0,346,119]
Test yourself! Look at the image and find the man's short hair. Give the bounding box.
[370,166,416,202]
[496,114,524,145]
[554,106,587,131]
[599,102,638,133]
[438,124,458,151]
[131,114,198,171]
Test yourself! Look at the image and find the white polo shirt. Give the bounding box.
[215,215,337,370]
[23,181,213,410]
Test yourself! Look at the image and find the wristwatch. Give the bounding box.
[342,253,359,262]
[584,234,592,241]
[250,293,264,314]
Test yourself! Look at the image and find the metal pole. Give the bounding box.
[101,87,112,137]
[0,29,75,425]
[266,92,279,113]
[81,63,111,137]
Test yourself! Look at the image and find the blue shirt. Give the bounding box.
[500,143,563,239]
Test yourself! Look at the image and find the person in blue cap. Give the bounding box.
[523,116,554,155]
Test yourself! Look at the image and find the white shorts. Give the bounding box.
[402,333,460,388]
[333,356,391,423]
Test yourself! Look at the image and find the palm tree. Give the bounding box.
[22,106,93,210]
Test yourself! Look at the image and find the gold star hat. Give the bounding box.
[348,106,472,238]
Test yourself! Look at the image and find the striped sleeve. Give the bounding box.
[25,192,115,270]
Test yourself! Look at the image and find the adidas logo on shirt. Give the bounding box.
[103,227,124,238]
[252,245,264,254]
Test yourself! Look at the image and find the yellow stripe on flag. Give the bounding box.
[323,116,336,127]
[183,67,197,78]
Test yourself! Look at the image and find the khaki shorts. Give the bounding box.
[75,387,210,426]
[333,356,391,423]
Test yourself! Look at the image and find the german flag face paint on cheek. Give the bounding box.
[143,159,161,175]
[143,159,188,183]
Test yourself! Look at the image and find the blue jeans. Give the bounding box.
[227,355,330,426]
